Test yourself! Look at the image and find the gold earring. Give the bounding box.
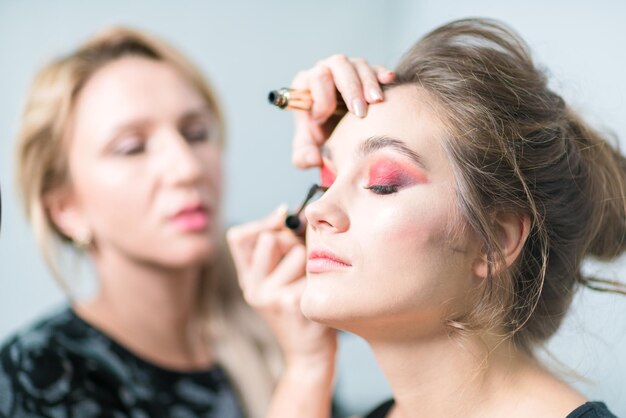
[74,230,93,251]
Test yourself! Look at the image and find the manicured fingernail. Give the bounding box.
[352,98,366,118]
[369,88,383,102]
[276,204,288,216]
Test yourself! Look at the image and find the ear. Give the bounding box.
[473,212,531,279]
[45,188,89,242]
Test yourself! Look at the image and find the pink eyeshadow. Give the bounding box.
[320,164,336,187]
[367,158,428,187]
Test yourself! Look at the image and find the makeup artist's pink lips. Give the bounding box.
[307,249,352,273]
[170,203,210,232]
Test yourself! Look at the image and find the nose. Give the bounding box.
[304,184,349,233]
[159,129,204,186]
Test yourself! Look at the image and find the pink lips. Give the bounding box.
[307,249,352,273]
[170,204,209,232]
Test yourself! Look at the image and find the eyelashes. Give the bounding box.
[182,126,211,143]
[364,168,407,196]
[364,159,426,195]
[112,134,145,156]
[364,184,399,195]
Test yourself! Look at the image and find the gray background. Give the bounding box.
[1,1,625,416]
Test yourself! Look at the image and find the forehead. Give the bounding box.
[73,56,207,120]
[325,85,446,160]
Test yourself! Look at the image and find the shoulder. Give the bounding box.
[0,307,78,367]
[0,307,124,416]
[566,402,618,418]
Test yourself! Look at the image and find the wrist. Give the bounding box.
[284,353,336,385]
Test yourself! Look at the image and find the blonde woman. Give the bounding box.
[0,27,389,417]
[230,19,624,417]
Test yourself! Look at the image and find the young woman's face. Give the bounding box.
[64,56,222,268]
[303,86,481,339]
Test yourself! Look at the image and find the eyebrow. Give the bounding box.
[320,135,426,170]
[359,135,426,169]
[178,106,214,123]
[106,106,213,139]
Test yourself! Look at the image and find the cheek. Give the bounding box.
[353,193,467,303]
[71,155,151,233]
[357,199,450,260]
[204,149,223,191]
[194,145,223,198]
[302,199,463,331]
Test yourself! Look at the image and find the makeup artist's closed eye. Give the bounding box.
[103,106,216,156]
[181,123,211,143]
[109,123,215,156]
[111,131,146,155]
[179,110,217,143]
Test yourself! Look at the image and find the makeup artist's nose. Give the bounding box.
[304,187,349,233]
[160,130,203,186]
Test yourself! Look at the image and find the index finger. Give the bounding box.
[227,205,288,272]
[291,111,326,168]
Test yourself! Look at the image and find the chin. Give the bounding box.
[302,278,426,339]
[301,296,373,337]
[160,240,217,269]
[300,280,357,330]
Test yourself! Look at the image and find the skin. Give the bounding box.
[303,86,475,340]
[290,54,396,168]
[65,58,222,269]
[49,56,221,370]
[227,56,397,417]
[301,85,586,418]
[227,205,338,418]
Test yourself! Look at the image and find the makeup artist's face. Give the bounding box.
[303,86,481,339]
[64,56,222,268]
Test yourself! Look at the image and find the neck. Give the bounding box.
[76,247,211,370]
[367,330,531,418]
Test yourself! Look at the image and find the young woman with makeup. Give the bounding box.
[229,18,624,417]
[0,27,392,417]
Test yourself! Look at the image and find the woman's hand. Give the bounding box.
[227,207,336,417]
[291,55,396,168]
[227,206,337,370]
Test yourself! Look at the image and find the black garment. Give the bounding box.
[364,400,393,418]
[364,399,618,418]
[0,307,244,418]
[567,402,619,418]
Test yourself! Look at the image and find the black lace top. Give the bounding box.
[365,399,618,418]
[0,307,244,418]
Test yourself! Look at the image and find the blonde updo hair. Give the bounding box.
[394,18,626,351]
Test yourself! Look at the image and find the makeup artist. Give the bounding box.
[0,26,390,418]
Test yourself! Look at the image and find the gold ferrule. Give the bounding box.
[268,88,348,114]
[268,88,313,110]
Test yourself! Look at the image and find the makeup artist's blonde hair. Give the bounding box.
[15,26,281,417]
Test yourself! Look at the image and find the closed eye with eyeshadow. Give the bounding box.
[364,157,428,195]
